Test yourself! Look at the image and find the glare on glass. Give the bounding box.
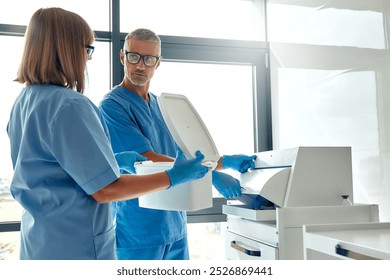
[85,45,94,59]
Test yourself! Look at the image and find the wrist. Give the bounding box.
[221,155,230,169]
[165,170,175,189]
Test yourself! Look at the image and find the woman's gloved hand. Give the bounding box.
[222,154,256,173]
[212,170,242,198]
[114,151,147,174]
[166,149,209,188]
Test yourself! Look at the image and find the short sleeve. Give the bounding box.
[51,98,120,194]
[100,98,153,153]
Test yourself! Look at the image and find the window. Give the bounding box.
[267,2,385,49]
[0,0,109,31]
[84,41,111,106]
[0,232,19,260]
[0,35,23,261]
[268,0,390,221]
[0,36,24,222]
[187,222,227,260]
[120,0,266,41]
[150,61,255,156]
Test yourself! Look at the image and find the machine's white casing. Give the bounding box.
[240,146,354,207]
[223,146,380,260]
[136,93,219,212]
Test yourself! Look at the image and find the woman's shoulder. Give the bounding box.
[31,84,96,114]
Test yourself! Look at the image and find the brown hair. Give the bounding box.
[15,7,95,93]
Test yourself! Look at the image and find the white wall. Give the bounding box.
[267,0,390,220]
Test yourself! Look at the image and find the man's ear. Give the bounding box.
[120,49,125,65]
[155,59,161,69]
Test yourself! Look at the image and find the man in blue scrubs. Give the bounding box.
[100,28,256,260]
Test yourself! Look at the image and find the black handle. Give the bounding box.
[231,241,261,257]
[335,244,378,260]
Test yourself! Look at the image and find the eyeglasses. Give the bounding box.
[85,45,95,59]
[124,51,161,67]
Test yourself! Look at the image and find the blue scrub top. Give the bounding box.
[100,86,187,249]
[7,84,120,260]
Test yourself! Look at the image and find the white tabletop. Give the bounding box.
[303,222,390,260]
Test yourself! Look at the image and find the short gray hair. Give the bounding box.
[124,28,161,47]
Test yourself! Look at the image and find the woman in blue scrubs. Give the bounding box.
[6,7,208,260]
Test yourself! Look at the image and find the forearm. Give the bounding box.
[92,172,170,203]
[142,150,174,162]
[215,157,223,170]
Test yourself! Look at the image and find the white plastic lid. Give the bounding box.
[157,93,219,167]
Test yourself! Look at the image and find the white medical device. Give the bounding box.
[223,147,379,259]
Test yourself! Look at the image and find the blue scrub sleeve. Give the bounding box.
[100,99,154,154]
[51,99,120,195]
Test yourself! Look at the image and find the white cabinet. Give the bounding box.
[224,204,379,260]
[303,222,390,260]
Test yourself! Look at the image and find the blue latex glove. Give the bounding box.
[222,154,257,173]
[114,151,147,174]
[237,194,275,210]
[166,149,209,188]
[212,170,242,198]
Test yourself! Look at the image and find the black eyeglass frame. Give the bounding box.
[124,51,161,67]
[85,45,95,58]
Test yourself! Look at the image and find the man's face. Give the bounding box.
[121,38,161,87]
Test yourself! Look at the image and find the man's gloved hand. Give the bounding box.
[222,154,256,173]
[212,170,242,198]
[114,151,147,174]
[166,149,209,188]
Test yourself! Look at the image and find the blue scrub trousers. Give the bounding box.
[116,237,189,260]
